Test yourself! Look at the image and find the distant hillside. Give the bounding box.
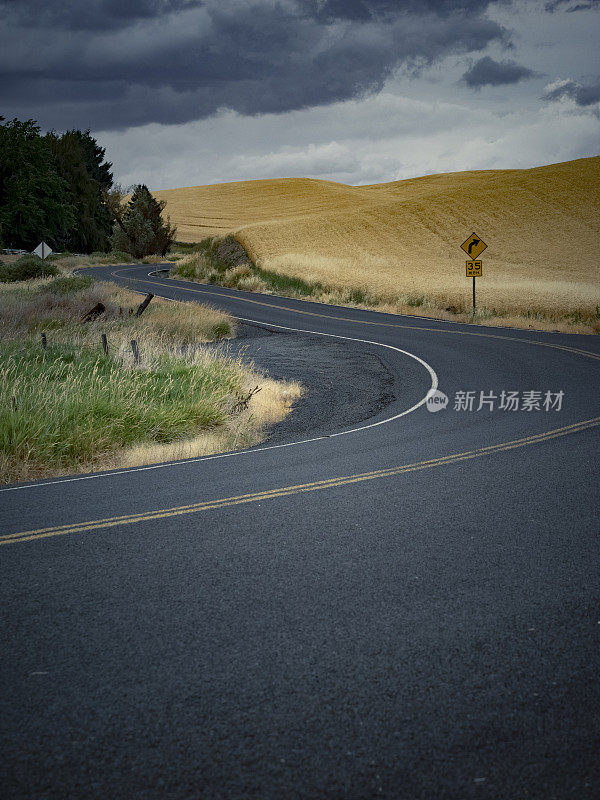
[155,157,600,313]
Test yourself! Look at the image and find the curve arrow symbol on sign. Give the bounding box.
[460,233,487,259]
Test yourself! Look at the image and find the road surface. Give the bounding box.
[1,264,599,799]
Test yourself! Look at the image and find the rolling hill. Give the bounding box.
[154,157,600,314]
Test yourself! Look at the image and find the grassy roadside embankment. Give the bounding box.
[0,273,300,484]
[171,236,600,334]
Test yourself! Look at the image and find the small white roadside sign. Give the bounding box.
[33,242,53,259]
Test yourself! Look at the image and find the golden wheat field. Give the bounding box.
[155,157,600,316]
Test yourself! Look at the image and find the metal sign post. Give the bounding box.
[33,241,53,279]
[461,234,487,312]
[465,260,482,309]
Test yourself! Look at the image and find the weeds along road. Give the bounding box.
[2,263,599,800]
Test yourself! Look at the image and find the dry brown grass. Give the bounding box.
[0,277,234,344]
[156,157,600,331]
[112,376,301,470]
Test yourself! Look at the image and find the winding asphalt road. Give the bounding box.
[2,265,599,799]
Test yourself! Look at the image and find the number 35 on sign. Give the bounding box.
[466,260,482,277]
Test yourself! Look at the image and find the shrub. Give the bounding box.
[405,294,426,307]
[346,288,378,306]
[223,264,253,288]
[211,319,233,339]
[237,275,269,293]
[0,255,59,282]
[173,259,198,280]
[108,250,134,263]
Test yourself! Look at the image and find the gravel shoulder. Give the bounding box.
[210,321,400,443]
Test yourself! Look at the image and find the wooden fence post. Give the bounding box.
[101,333,108,355]
[41,333,47,350]
[135,293,154,317]
[131,339,140,363]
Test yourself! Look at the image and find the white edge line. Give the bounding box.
[0,279,438,493]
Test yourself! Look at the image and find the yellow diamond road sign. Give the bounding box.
[460,232,487,260]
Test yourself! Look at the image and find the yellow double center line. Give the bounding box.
[2,416,598,547]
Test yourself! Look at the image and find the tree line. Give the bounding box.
[0,117,175,257]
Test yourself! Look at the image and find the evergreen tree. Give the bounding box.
[47,130,113,252]
[73,130,113,192]
[70,129,113,249]
[0,118,75,250]
[111,184,176,258]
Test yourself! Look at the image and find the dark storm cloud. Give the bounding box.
[545,0,600,10]
[302,0,509,21]
[543,78,600,105]
[0,0,206,31]
[0,0,510,131]
[462,56,537,88]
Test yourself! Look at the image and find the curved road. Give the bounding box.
[2,264,599,799]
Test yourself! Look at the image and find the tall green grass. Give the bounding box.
[0,276,246,482]
[0,340,242,478]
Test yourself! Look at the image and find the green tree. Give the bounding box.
[73,130,113,192]
[46,130,113,252]
[69,129,113,250]
[0,118,75,250]
[111,184,176,258]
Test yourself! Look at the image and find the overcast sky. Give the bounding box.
[1,0,598,188]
